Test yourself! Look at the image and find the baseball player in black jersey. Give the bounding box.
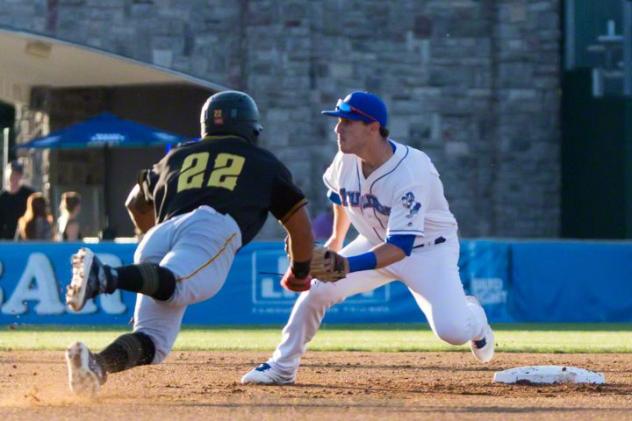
[64,91,314,396]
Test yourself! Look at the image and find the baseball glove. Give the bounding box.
[310,246,348,282]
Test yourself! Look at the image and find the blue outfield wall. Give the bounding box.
[0,240,631,325]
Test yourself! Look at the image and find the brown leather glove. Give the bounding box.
[310,246,348,282]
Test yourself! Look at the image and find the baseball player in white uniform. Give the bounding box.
[242,91,494,385]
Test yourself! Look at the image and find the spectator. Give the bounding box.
[0,160,35,239]
[57,191,82,241]
[15,192,53,241]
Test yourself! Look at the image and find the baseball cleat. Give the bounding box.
[470,324,495,363]
[66,248,112,312]
[65,342,106,397]
[241,363,295,385]
[466,296,495,363]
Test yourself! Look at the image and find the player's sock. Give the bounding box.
[111,263,176,300]
[96,332,156,373]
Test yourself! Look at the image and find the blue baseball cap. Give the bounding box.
[321,91,388,128]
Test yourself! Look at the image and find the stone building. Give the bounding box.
[0,0,560,239]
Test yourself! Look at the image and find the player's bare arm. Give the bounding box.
[278,205,315,292]
[324,203,351,252]
[281,205,313,263]
[125,184,155,234]
[368,242,406,267]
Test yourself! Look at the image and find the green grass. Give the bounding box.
[2,324,632,353]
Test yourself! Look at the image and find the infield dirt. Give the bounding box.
[1,351,631,420]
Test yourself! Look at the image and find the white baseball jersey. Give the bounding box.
[323,139,457,246]
[265,140,491,379]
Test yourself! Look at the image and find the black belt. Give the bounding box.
[412,236,446,249]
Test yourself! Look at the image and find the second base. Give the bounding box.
[493,365,605,385]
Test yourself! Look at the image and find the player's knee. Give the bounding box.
[433,321,471,346]
[134,263,177,301]
[133,328,174,364]
[133,244,164,265]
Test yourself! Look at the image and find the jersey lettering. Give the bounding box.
[363,194,391,215]
[340,188,360,207]
[339,188,391,216]
[324,141,457,244]
[177,152,246,193]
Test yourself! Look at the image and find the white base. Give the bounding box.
[493,365,605,385]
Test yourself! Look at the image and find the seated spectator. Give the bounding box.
[15,192,53,241]
[0,160,35,239]
[57,191,82,241]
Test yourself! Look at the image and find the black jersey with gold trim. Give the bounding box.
[139,135,306,245]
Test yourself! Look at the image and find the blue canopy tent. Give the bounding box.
[19,112,184,149]
[19,112,187,237]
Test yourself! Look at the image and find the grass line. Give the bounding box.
[1,324,632,353]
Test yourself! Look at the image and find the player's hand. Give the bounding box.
[280,266,312,292]
[310,246,348,282]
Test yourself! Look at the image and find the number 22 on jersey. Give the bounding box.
[177,152,245,192]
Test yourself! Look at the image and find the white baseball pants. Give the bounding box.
[269,235,488,376]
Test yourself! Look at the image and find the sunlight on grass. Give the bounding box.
[2,324,632,353]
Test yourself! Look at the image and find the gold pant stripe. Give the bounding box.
[178,233,238,282]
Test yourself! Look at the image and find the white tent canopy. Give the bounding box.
[0,26,227,104]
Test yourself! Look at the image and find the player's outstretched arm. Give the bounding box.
[281,205,313,264]
[369,242,407,268]
[324,204,350,252]
[278,205,314,291]
[310,240,407,283]
[125,184,155,234]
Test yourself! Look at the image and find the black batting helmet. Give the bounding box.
[200,90,263,144]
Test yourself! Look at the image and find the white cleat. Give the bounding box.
[470,324,495,363]
[66,248,111,312]
[65,342,106,397]
[466,296,495,363]
[66,248,95,312]
[241,363,295,385]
